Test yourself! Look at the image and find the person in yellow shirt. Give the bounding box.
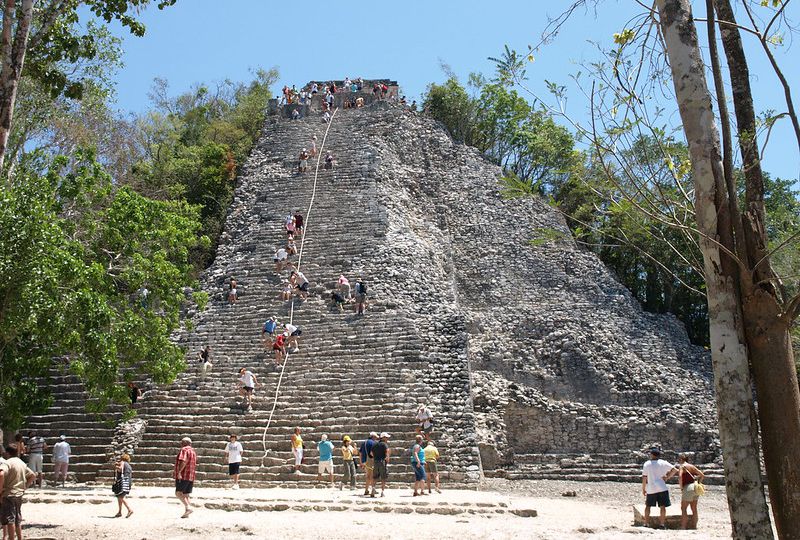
[340,436,357,490]
[291,427,303,474]
[424,441,441,494]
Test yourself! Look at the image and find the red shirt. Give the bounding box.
[174,445,197,481]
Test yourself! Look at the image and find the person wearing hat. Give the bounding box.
[359,432,379,496]
[316,435,335,488]
[372,433,391,498]
[415,403,434,441]
[174,437,197,518]
[339,436,358,490]
[298,148,309,173]
[52,435,71,487]
[642,447,678,529]
[424,440,441,494]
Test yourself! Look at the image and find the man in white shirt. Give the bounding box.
[415,404,434,440]
[642,447,678,528]
[274,247,288,272]
[224,434,244,489]
[52,435,71,487]
[285,323,302,353]
[238,368,258,412]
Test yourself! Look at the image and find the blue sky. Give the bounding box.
[105,0,798,181]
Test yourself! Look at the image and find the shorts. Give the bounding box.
[681,483,699,503]
[290,329,302,337]
[645,490,671,508]
[242,386,254,394]
[0,496,22,526]
[273,343,283,351]
[413,463,427,482]
[229,289,237,298]
[421,424,434,434]
[355,294,366,303]
[228,462,240,476]
[175,479,194,494]
[28,453,43,473]
[426,461,438,475]
[318,460,334,474]
[374,460,388,481]
[297,282,309,292]
[364,457,374,476]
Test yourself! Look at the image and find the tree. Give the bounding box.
[0,0,176,171]
[0,149,207,432]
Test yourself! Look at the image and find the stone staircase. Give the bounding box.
[92,103,480,487]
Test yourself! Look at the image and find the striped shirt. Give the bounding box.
[28,437,45,454]
[174,446,197,482]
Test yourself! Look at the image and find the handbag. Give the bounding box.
[111,475,123,495]
[694,481,706,496]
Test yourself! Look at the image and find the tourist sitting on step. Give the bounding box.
[280,279,293,301]
[324,151,335,170]
[284,323,302,352]
[286,236,297,256]
[262,316,278,348]
[237,367,258,412]
[272,332,286,365]
[355,96,364,108]
[228,278,237,305]
[298,149,309,173]
[274,246,288,272]
[322,110,331,123]
[293,211,304,237]
[291,109,300,120]
[291,270,310,300]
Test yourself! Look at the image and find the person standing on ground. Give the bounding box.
[52,435,71,487]
[112,454,133,518]
[415,403,434,441]
[677,453,705,530]
[410,435,427,497]
[238,368,258,412]
[228,278,237,305]
[360,432,378,497]
[174,437,196,518]
[354,278,368,315]
[25,433,45,488]
[372,433,391,498]
[9,436,24,463]
[224,434,244,490]
[642,447,678,529]
[424,440,441,494]
[316,435,335,488]
[291,427,304,474]
[339,436,357,490]
[0,445,35,540]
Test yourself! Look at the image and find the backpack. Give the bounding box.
[356,282,367,295]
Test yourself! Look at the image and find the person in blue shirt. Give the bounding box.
[359,432,378,496]
[262,317,278,349]
[317,434,335,487]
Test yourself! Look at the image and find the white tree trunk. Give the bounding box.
[655,1,773,538]
[0,0,33,171]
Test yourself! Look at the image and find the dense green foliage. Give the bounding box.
[424,75,800,352]
[0,151,206,430]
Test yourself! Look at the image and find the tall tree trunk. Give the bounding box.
[0,0,33,172]
[714,3,800,537]
[656,1,774,538]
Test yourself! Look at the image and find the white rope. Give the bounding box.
[261,107,339,465]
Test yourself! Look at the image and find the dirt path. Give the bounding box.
[20,480,735,539]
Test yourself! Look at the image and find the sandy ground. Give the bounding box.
[17,480,736,540]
